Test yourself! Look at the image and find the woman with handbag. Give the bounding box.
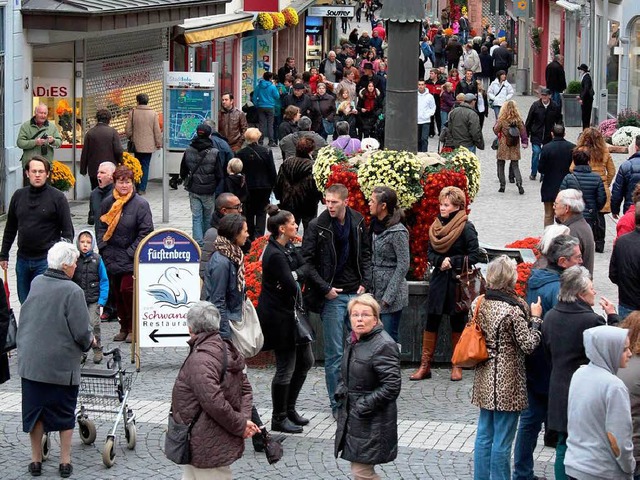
[257,206,314,434]
[170,301,260,479]
[0,272,12,386]
[334,294,401,480]
[493,100,528,195]
[410,186,482,382]
[472,256,543,480]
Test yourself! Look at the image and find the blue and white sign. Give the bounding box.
[135,229,201,348]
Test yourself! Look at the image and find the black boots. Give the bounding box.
[271,384,303,433]
[287,375,309,426]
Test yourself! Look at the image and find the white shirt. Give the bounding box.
[417,90,437,124]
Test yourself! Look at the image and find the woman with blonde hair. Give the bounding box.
[575,127,616,252]
[493,100,528,194]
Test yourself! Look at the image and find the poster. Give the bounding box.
[167,89,213,149]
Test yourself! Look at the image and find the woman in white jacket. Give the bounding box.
[487,70,514,119]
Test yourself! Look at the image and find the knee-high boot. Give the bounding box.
[287,374,309,426]
[271,384,303,433]
[451,332,463,381]
[409,331,438,381]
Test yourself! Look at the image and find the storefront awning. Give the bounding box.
[178,13,255,45]
[555,0,583,12]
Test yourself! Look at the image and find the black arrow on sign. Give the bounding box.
[149,329,190,343]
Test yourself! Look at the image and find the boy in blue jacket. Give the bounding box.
[254,71,281,147]
[73,229,109,364]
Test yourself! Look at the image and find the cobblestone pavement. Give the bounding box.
[0,93,625,479]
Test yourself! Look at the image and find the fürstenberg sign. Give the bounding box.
[309,5,356,17]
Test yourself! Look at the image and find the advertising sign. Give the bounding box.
[134,229,201,351]
[167,89,213,149]
[244,0,279,12]
[514,0,529,17]
[309,6,356,17]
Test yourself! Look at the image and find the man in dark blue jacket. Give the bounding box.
[513,234,583,480]
[538,125,575,226]
[611,135,640,218]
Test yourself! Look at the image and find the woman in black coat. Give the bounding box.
[278,105,300,141]
[313,83,337,139]
[335,294,400,478]
[410,186,482,382]
[560,148,606,226]
[356,82,383,140]
[235,128,277,242]
[257,207,313,434]
[542,265,620,478]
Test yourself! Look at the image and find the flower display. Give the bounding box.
[256,12,274,31]
[282,7,299,27]
[443,27,454,37]
[530,26,543,54]
[612,126,640,147]
[617,109,640,128]
[55,99,74,144]
[598,118,618,141]
[443,146,481,201]
[122,152,143,184]
[326,163,370,222]
[505,237,541,259]
[270,12,286,29]
[50,161,75,192]
[312,146,347,193]
[514,262,533,298]
[357,150,423,209]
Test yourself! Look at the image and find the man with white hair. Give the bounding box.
[319,51,343,83]
[553,188,595,275]
[17,104,63,185]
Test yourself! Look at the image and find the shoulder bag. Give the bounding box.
[230,299,264,358]
[454,255,487,313]
[294,285,315,345]
[2,271,16,354]
[451,295,488,367]
[127,109,136,154]
[489,83,505,109]
[184,148,211,191]
[165,342,227,464]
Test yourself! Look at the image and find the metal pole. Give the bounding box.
[598,0,609,121]
[162,61,169,223]
[522,16,530,94]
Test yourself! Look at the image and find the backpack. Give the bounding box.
[505,122,520,147]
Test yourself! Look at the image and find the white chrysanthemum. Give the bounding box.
[612,126,640,147]
[312,146,344,192]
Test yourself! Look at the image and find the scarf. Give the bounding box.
[485,288,529,317]
[363,90,377,112]
[428,210,468,253]
[100,188,133,242]
[332,212,352,278]
[370,215,390,236]
[213,235,245,292]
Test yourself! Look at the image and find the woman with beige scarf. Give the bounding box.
[410,186,482,382]
[97,165,153,343]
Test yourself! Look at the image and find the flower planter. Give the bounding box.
[607,144,629,154]
[562,94,582,127]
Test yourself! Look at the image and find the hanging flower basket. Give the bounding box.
[122,152,143,184]
[50,161,75,192]
[270,12,286,30]
[530,26,543,54]
[282,7,299,27]
[256,12,274,31]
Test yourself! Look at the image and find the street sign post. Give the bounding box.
[132,229,201,369]
[513,0,529,17]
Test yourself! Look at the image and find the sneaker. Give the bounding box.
[125,333,133,343]
[93,348,103,364]
[113,331,127,342]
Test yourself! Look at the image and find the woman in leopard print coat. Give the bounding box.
[471,255,543,480]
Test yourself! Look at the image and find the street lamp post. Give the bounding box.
[379,0,425,152]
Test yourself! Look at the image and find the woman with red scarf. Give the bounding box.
[356,81,383,140]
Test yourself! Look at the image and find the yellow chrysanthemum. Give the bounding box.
[122,152,144,184]
[50,161,75,192]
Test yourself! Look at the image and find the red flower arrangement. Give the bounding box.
[505,237,541,259]
[326,163,370,224]
[504,237,541,298]
[407,170,469,279]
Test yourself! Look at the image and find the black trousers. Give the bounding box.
[581,98,593,129]
[245,188,271,241]
[425,313,467,334]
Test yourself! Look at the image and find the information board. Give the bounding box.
[134,229,201,359]
[167,89,214,150]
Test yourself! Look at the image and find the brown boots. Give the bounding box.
[409,332,438,380]
[450,332,463,381]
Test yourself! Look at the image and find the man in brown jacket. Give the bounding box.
[218,93,248,152]
[125,93,162,194]
[80,109,123,189]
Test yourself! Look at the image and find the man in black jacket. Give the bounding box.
[283,83,315,120]
[179,123,223,247]
[525,88,563,180]
[578,63,594,130]
[0,156,74,303]
[277,57,297,84]
[610,204,640,318]
[545,55,567,111]
[357,63,385,97]
[301,183,371,419]
[492,41,513,73]
[538,124,576,226]
[80,109,123,190]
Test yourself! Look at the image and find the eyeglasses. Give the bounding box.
[351,313,375,319]
[226,204,243,211]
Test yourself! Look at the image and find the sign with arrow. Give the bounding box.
[134,229,201,353]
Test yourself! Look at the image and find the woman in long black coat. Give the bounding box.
[257,207,313,434]
[410,186,482,382]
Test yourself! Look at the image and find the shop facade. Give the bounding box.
[618,1,640,114]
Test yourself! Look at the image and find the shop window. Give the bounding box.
[607,21,621,117]
[215,38,234,96]
[195,43,213,72]
[629,18,640,112]
[173,41,186,72]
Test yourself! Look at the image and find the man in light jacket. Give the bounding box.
[417,80,437,152]
[463,43,481,77]
[125,93,162,194]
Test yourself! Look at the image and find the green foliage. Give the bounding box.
[566,81,582,95]
[607,82,618,95]
[617,109,640,128]
[550,38,561,56]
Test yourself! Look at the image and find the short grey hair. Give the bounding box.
[335,121,350,136]
[558,266,592,302]
[187,301,221,334]
[546,234,580,266]
[99,161,117,174]
[47,241,79,270]
[485,255,517,290]
[538,224,571,256]
[557,189,585,213]
[34,103,48,114]
[298,116,312,131]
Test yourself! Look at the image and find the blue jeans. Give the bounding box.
[493,106,502,119]
[474,408,520,480]
[135,152,152,192]
[513,389,548,480]
[418,123,430,152]
[16,256,48,304]
[189,192,216,246]
[467,146,477,154]
[380,310,402,343]
[322,293,356,411]
[551,91,562,111]
[440,111,449,128]
[619,305,635,320]
[531,144,542,177]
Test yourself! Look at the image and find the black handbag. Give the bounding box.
[261,426,283,465]
[165,344,227,464]
[294,286,315,345]
[2,271,16,354]
[127,109,136,154]
[454,256,487,314]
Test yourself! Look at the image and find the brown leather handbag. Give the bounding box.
[454,256,487,313]
[451,295,488,368]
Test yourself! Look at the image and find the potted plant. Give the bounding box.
[563,80,582,127]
